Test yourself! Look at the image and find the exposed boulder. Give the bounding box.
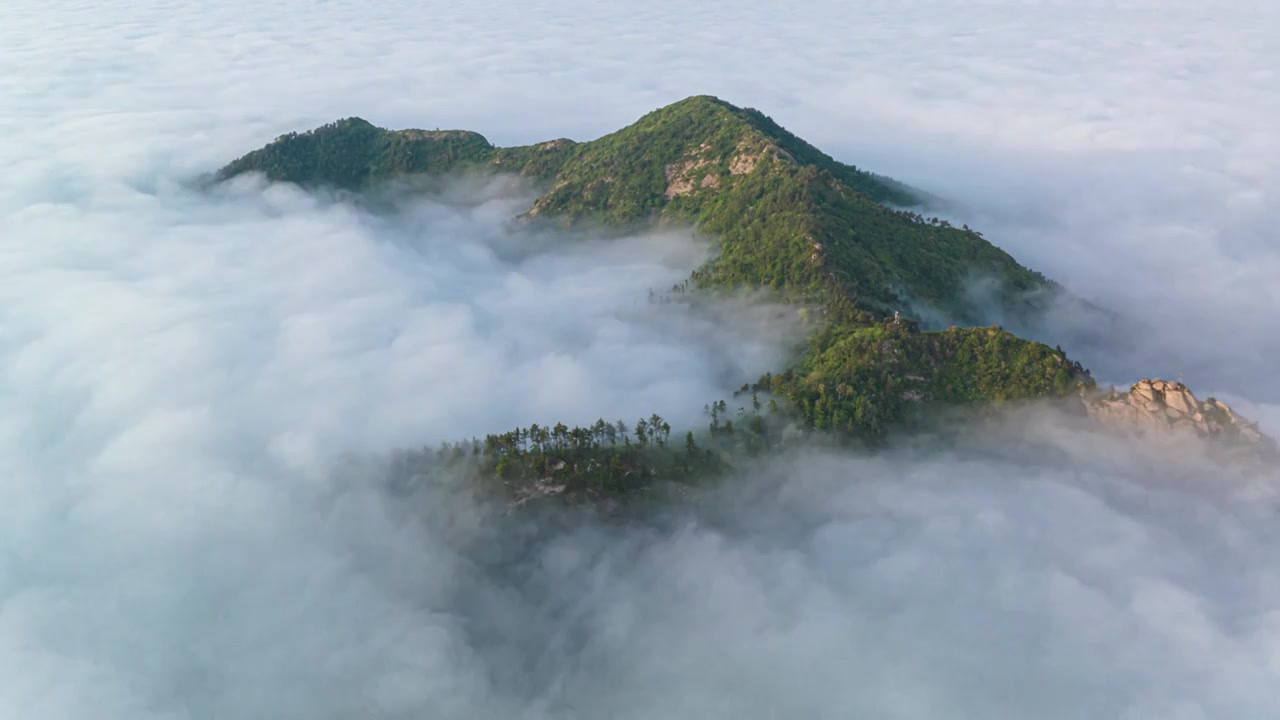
[1084,379,1273,452]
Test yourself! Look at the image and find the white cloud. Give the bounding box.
[1,0,1278,717]
[0,168,796,718]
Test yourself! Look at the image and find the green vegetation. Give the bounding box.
[763,319,1091,434]
[216,95,1098,499]
[218,96,1053,321]
[389,319,1096,501]
[215,118,497,190]
[389,406,796,503]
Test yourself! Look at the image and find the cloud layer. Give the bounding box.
[2,0,1278,717]
[8,0,1274,399]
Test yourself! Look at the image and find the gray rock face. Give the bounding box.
[1085,379,1270,448]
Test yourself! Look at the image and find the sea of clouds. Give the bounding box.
[2,0,1279,717]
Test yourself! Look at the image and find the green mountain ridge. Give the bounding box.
[219,96,1054,321]
[219,95,1207,495]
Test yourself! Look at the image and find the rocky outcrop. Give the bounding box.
[663,155,714,199]
[1085,378,1271,449]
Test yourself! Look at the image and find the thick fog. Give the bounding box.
[3,0,1279,718]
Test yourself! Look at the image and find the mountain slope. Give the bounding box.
[217,96,1051,323]
[214,95,1275,493]
[768,318,1090,434]
[215,96,1097,440]
[525,97,1054,322]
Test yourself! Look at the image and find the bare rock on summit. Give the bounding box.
[1085,379,1271,451]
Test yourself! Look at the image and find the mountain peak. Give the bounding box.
[651,93,734,111]
[214,97,1052,321]
[584,95,919,207]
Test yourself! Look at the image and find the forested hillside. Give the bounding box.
[217,96,1098,497]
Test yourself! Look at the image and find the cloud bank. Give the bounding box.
[2,0,1278,717]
